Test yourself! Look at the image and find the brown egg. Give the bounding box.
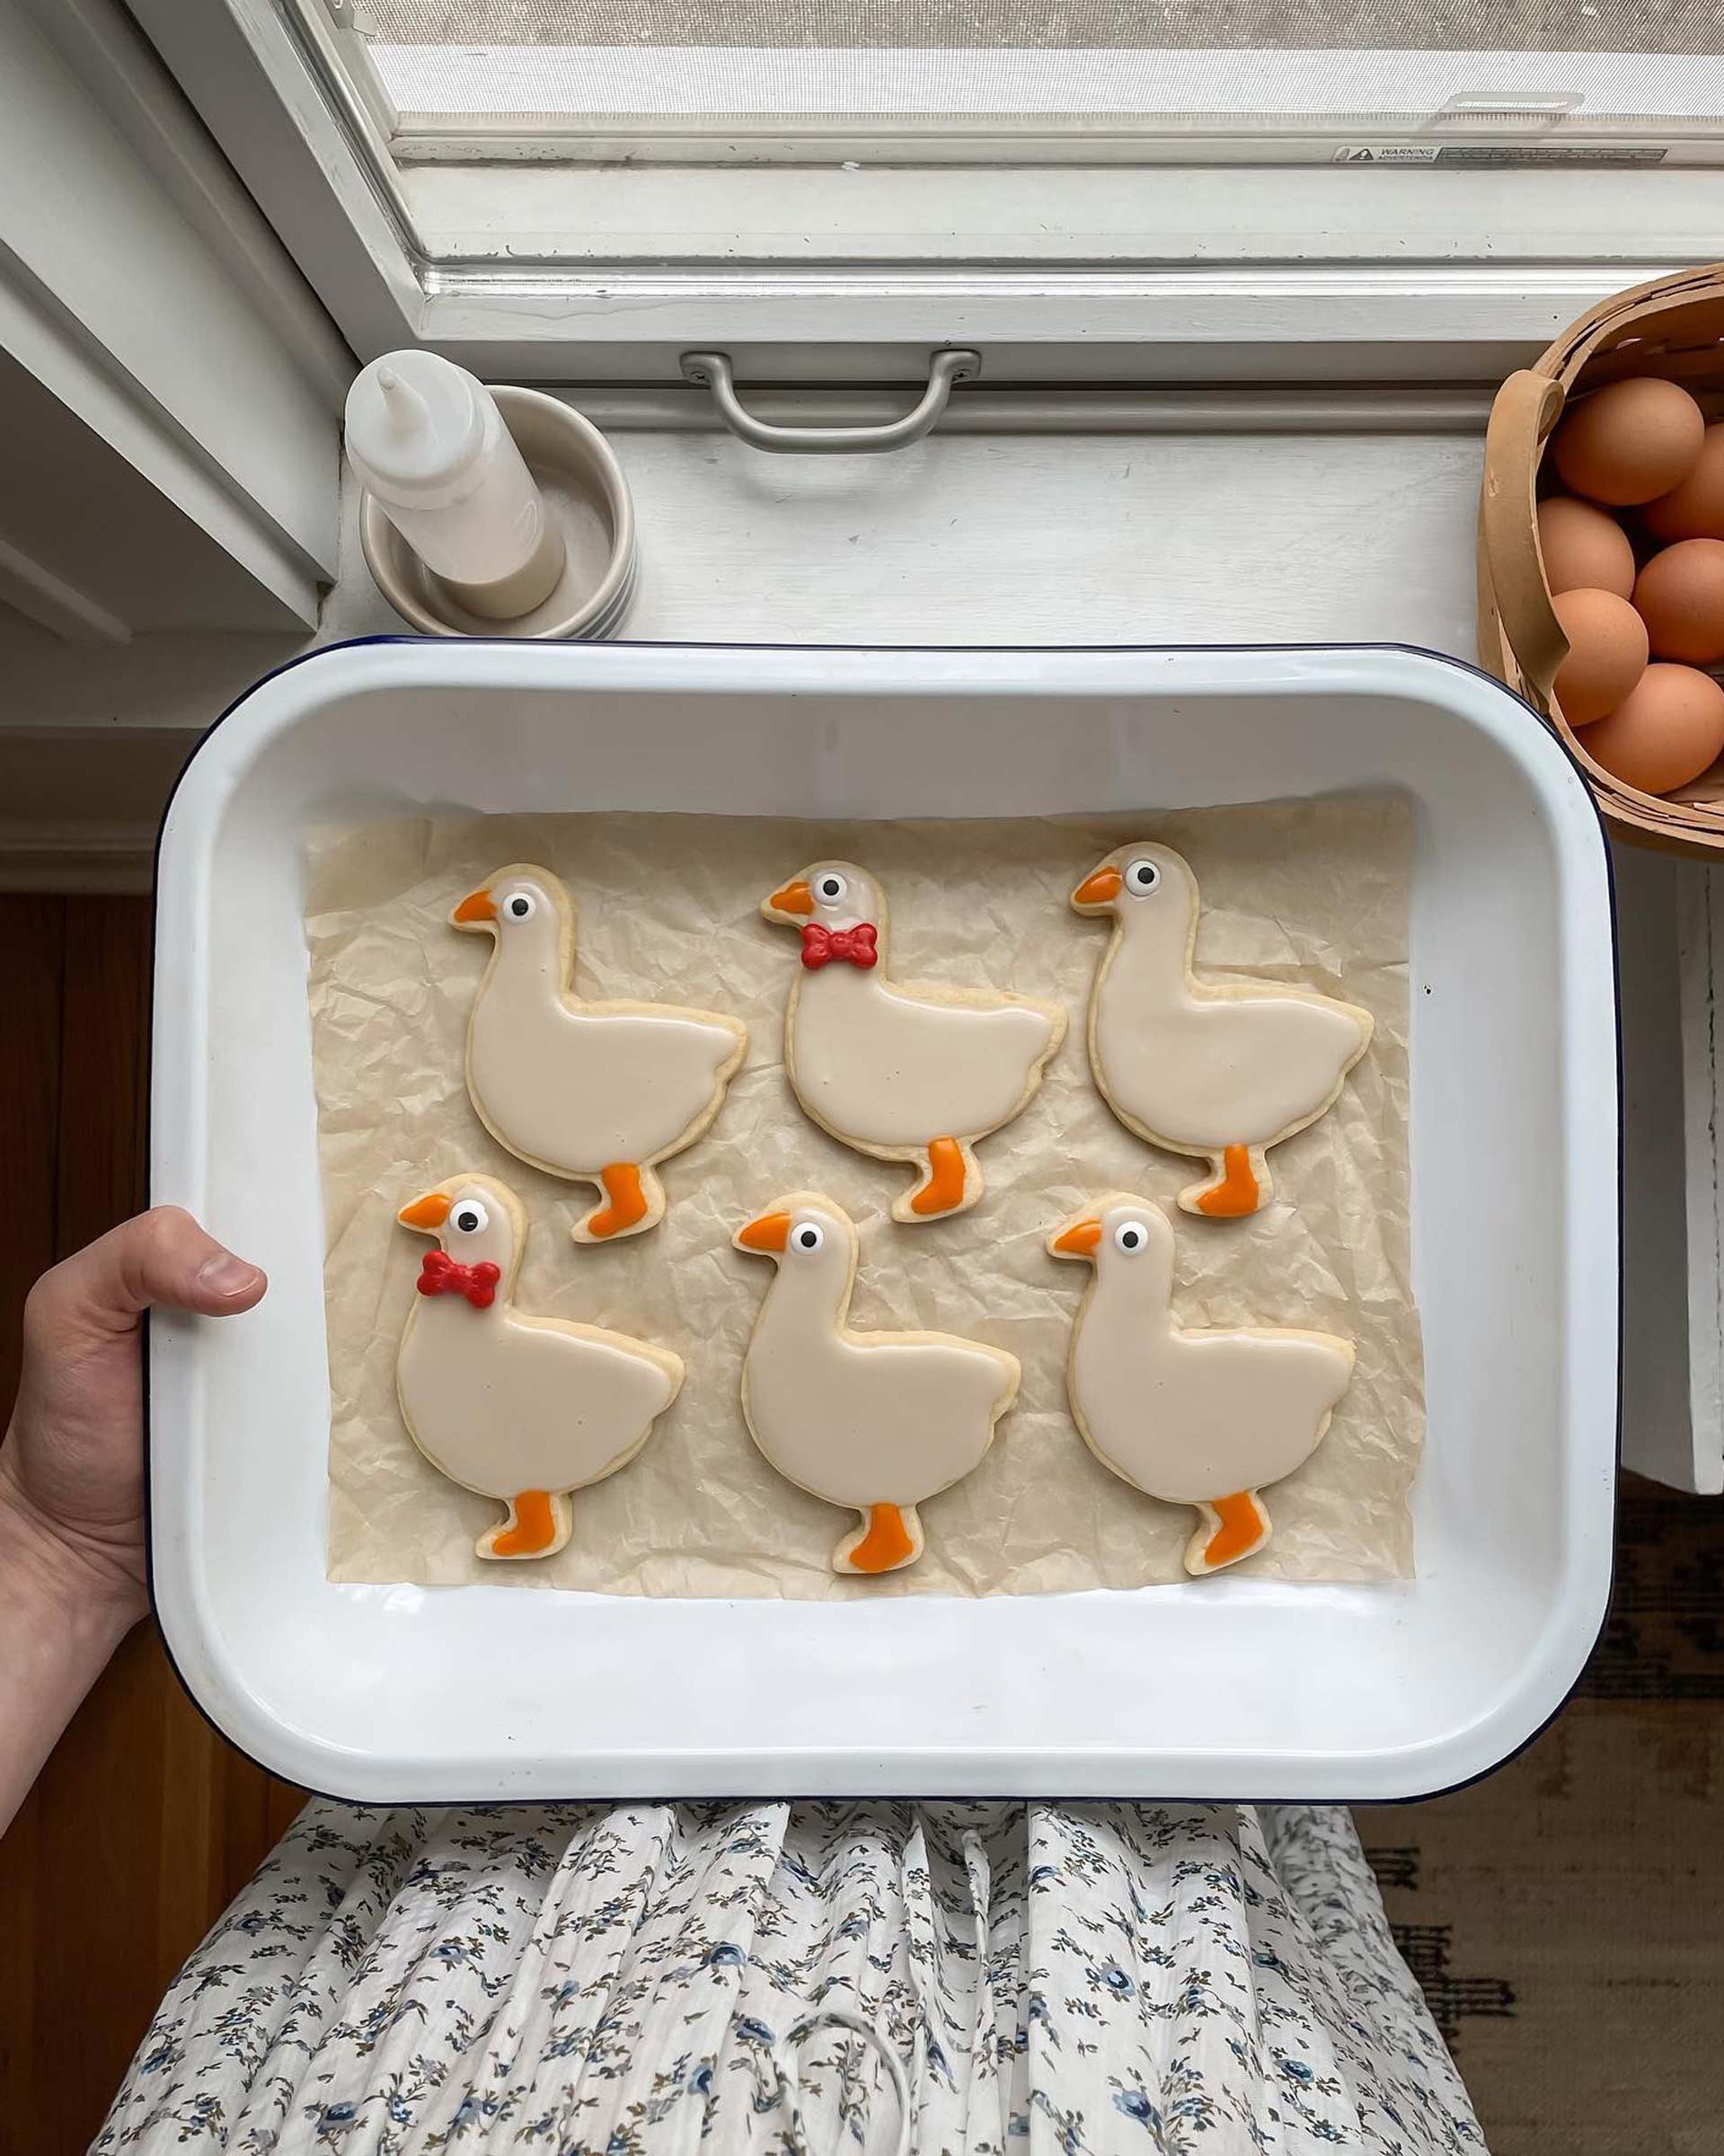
[1633,538,1724,663]
[1645,424,1724,542]
[1551,377,1705,507]
[1537,496,1636,598]
[1551,588,1649,725]
[1584,664,1724,796]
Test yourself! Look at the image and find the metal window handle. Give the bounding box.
[680,349,982,455]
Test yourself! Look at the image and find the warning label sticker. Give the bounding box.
[1334,146,1439,163]
[1334,144,1667,166]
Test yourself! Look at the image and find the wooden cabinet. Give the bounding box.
[0,896,300,2156]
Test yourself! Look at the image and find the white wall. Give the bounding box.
[0,0,348,641]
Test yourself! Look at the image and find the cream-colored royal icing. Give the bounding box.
[396,1172,683,1561]
[734,1191,1020,1575]
[764,862,1065,1224]
[454,863,747,1242]
[1073,843,1373,1218]
[1048,1196,1353,1576]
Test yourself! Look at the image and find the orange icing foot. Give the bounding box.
[491,1489,558,1558]
[1193,1144,1261,1218]
[844,1502,917,1574]
[586,1162,650,1239]
[908,1137,968,1217]
[1197,1490,1270,1572]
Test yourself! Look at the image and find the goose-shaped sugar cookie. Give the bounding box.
[734,1192,1019,1574]
[1072,843,1372,1218]
[1049,1195,1353,1575]
[453,864,747,1242]
[396,1172,683,1560]
[763,862,1065,1223]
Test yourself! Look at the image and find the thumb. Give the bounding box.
[25,1206,267,1351]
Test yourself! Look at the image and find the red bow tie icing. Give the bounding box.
[417,1250,500,1309]
[800,922,879,971]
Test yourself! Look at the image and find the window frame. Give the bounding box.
[127,0,1724,384]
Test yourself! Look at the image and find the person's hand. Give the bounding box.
[0,1207,266,1629]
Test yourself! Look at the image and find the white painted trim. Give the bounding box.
[0,247,326,625]
[1676,865,1724,1493]
[1616,845,1701,1492]
[0,2,343,626]
[25,0,351,404]
[572,383,1493,432]
[0,534,131,645]
[414,261,1677,386]
[374,41,1724,131]
[0,711,206,893]
[123,0,426,359]
[398,162,1724,384]
[0,825,164,894]
[403,163,1724,267]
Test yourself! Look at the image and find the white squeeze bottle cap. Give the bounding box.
[345,350,564,619]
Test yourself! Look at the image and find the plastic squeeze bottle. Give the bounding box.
[345,351,565,619]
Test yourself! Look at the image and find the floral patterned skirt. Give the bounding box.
[96,1799,1484,2154]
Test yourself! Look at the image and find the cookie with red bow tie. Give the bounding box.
[762,862,1066,1223]
[395,1172,682,1560]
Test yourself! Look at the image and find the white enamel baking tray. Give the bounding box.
[150,640,1618,1803]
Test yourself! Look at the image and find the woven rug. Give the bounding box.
[1356,1473,1724,2156]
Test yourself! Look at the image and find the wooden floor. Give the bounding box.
[0,893,1720,2152]
[0,897,302,2156]
[1359,1476,1724,2156]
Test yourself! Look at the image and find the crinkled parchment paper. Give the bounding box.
[308,798,1419,1596]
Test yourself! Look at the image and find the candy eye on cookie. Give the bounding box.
[450,1197,490,1236]
[1113,1218,1150,1254]
[1123,858,1161,897]
[452,878,542,926]
[812,870,848,908]
[734,1206,831,1259]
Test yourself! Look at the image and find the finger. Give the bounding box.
[25,1206,267,1348]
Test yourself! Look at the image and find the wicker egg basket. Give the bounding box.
[1479,263,1724,856]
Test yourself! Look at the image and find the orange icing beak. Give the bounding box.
[452,888,497,924]
[1051,1216,1102,1257]
[768,879,815,916]
[398,1191,452,1230]
[736,1210,791,1252]
[1072,864,1123,908]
